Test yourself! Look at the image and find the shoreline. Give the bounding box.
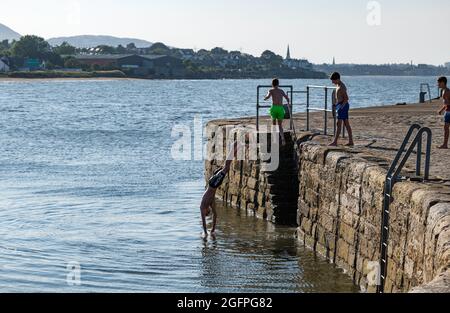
[0,73,443,83]
[0,76,139,82]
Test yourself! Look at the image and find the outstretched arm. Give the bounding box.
[210,201,217,234]
[223,141,238,174]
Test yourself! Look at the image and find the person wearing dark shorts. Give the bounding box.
[200,142,238,238]
[329,72,354,147]
[437,76,450,149]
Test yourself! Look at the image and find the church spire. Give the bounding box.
[286,45,291,60]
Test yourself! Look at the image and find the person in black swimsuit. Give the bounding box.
[200,141,238,238]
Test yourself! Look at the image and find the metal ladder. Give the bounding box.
[377,124,432,293]
[420,83,432,103]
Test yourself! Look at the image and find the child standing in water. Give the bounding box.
[437,76,450,149]
[265,79,290,146]
[329,72,354,147]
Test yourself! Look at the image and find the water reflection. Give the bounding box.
[200,202,359,293]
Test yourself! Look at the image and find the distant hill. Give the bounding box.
[47,35,153,48]
[0,23,21,41]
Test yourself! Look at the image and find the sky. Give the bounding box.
[1,0,449,65]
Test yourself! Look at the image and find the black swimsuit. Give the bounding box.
[208,168,226,189]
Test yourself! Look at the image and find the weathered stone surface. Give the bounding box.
[205,119,450,293]
[410,269,450,293]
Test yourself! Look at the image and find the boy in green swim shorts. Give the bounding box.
[264,78,290,146]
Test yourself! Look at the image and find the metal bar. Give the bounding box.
[324,87,328,135]
[306,86,310,131]
[307,85,338,89]
[427,84,432,103]
[257,87,260,132]
[386,124,421,177]
[416,136,422,177]
[290,86,294,131]
[308,108,334,112]
[424,129,432,180]
[378,125,433,293]
[393,131,426,179]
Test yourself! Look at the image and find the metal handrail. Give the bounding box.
[306,85,338,136]
[256,85,339,136]
[377,124,432,293]
[256,85,294,132]
[420,83,432,103]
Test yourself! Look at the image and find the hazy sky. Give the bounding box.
[1,0,449,65]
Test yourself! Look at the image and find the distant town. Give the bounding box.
[0,31,449,80]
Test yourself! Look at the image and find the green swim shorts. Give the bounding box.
[269,105,285,120]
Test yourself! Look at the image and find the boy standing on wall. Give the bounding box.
[265,78,290,146]
[329,72,354,147]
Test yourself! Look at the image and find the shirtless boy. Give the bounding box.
[329,72,354,147]
[200,141,238,238]
[264,78,290,146]
[437,76,450,149]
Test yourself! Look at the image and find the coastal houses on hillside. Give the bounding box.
[0,57,9,72]
[283,45,313,70]
[74,54,185,78]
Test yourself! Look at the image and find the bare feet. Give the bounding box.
[345,142,354,147]
[438,145,448,149]
[328,142,338,147]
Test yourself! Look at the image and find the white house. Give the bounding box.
[0,59,9,72]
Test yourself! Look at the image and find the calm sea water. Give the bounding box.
[0,76,437,292]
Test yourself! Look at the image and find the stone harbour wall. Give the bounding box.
[204,125,299,224]
[204,122,450,293]
[296,142,450,293]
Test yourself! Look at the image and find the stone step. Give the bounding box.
[259,149,295,159]
[264,160,298,170]
[268,193,299,203]
[268,213,298,226]
[267,201,298,211]
[267,183,298,194]
[266,169,299,178]
[267,175,298,185]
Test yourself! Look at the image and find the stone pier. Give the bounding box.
[205,99,450,293]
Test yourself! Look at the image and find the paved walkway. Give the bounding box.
[209,99,450,183]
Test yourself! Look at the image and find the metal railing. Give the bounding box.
[256,85,294,132]
[306,85,338,136]
[256,85,341,137]
[377,124,432,293]
[420,83,432,103]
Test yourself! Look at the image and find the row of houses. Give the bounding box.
[0,53,185,78]
[74,54,185,77]
[0,57,10,72]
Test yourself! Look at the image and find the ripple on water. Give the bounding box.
[0,79,379,292]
